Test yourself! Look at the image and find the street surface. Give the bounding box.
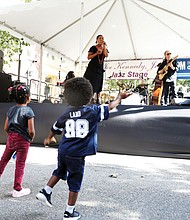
[1,146,190,220]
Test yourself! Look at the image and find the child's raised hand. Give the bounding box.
[119,91,133,99]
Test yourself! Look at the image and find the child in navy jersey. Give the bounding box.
[36,77,131,219]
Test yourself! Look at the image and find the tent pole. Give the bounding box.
[38,44,43,102]
[76,0,117,62]
[79,1,84,76]
[42,1,110,45]
[122,0,137,59]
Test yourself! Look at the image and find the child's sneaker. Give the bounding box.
[12,152,17,160]
[36,188,52,207]
[63,209,81,219]
[12,188,31,197]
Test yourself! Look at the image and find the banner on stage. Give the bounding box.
[177,58,190,79]
[104,59,162,80]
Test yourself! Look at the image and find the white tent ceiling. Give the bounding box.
[0,0,190,63]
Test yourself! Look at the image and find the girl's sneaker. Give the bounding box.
[12,188,31,197]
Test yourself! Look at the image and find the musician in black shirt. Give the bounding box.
[157,51,177,105]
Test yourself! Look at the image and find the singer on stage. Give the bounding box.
[84,34,108,104]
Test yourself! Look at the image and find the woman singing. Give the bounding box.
[84,34,108,104]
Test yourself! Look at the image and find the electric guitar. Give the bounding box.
[158,55,178,80]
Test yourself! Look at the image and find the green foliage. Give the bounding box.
[105,79,144,91]
[105,79,190,93]
[177,79,190,88]
[105,79,118,91]
[22,0,32,2]
[0,30,30,65]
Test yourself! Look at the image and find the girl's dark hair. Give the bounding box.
[9,84,30,104]
[65,71,75,81]
[63,77,93,106]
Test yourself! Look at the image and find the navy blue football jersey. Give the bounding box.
[51,104,109,156]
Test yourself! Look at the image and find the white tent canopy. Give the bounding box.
[0,0,190,63]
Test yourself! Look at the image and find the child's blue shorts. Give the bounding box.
[52,153,85,192]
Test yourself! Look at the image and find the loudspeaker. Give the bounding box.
[0,50,3,73]
[178,99,190,106]
[0,72,12,102]
[172,97,190,106]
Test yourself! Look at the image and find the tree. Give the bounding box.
[105,79,146,92]
[0,30,30,66]
[177,79,190,87]
[22,0,32,2]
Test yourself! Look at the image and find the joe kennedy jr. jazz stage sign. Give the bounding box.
[104,59,162,80]
[104,58,190,80]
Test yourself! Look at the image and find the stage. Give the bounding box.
[0,102,190,159]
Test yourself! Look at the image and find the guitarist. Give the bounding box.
[157,51,177,105]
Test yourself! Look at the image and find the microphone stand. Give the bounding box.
[26,60,37,86]
[17,41,22,82]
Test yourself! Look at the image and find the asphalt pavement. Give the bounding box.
[1,145,190,220]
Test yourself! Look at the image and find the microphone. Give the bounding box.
[104,42,109,53]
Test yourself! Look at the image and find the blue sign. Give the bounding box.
[177,58,190,79]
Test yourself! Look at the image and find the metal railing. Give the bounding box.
[8,73,63,103]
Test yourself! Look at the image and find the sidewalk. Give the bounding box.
[1,145,190,220]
